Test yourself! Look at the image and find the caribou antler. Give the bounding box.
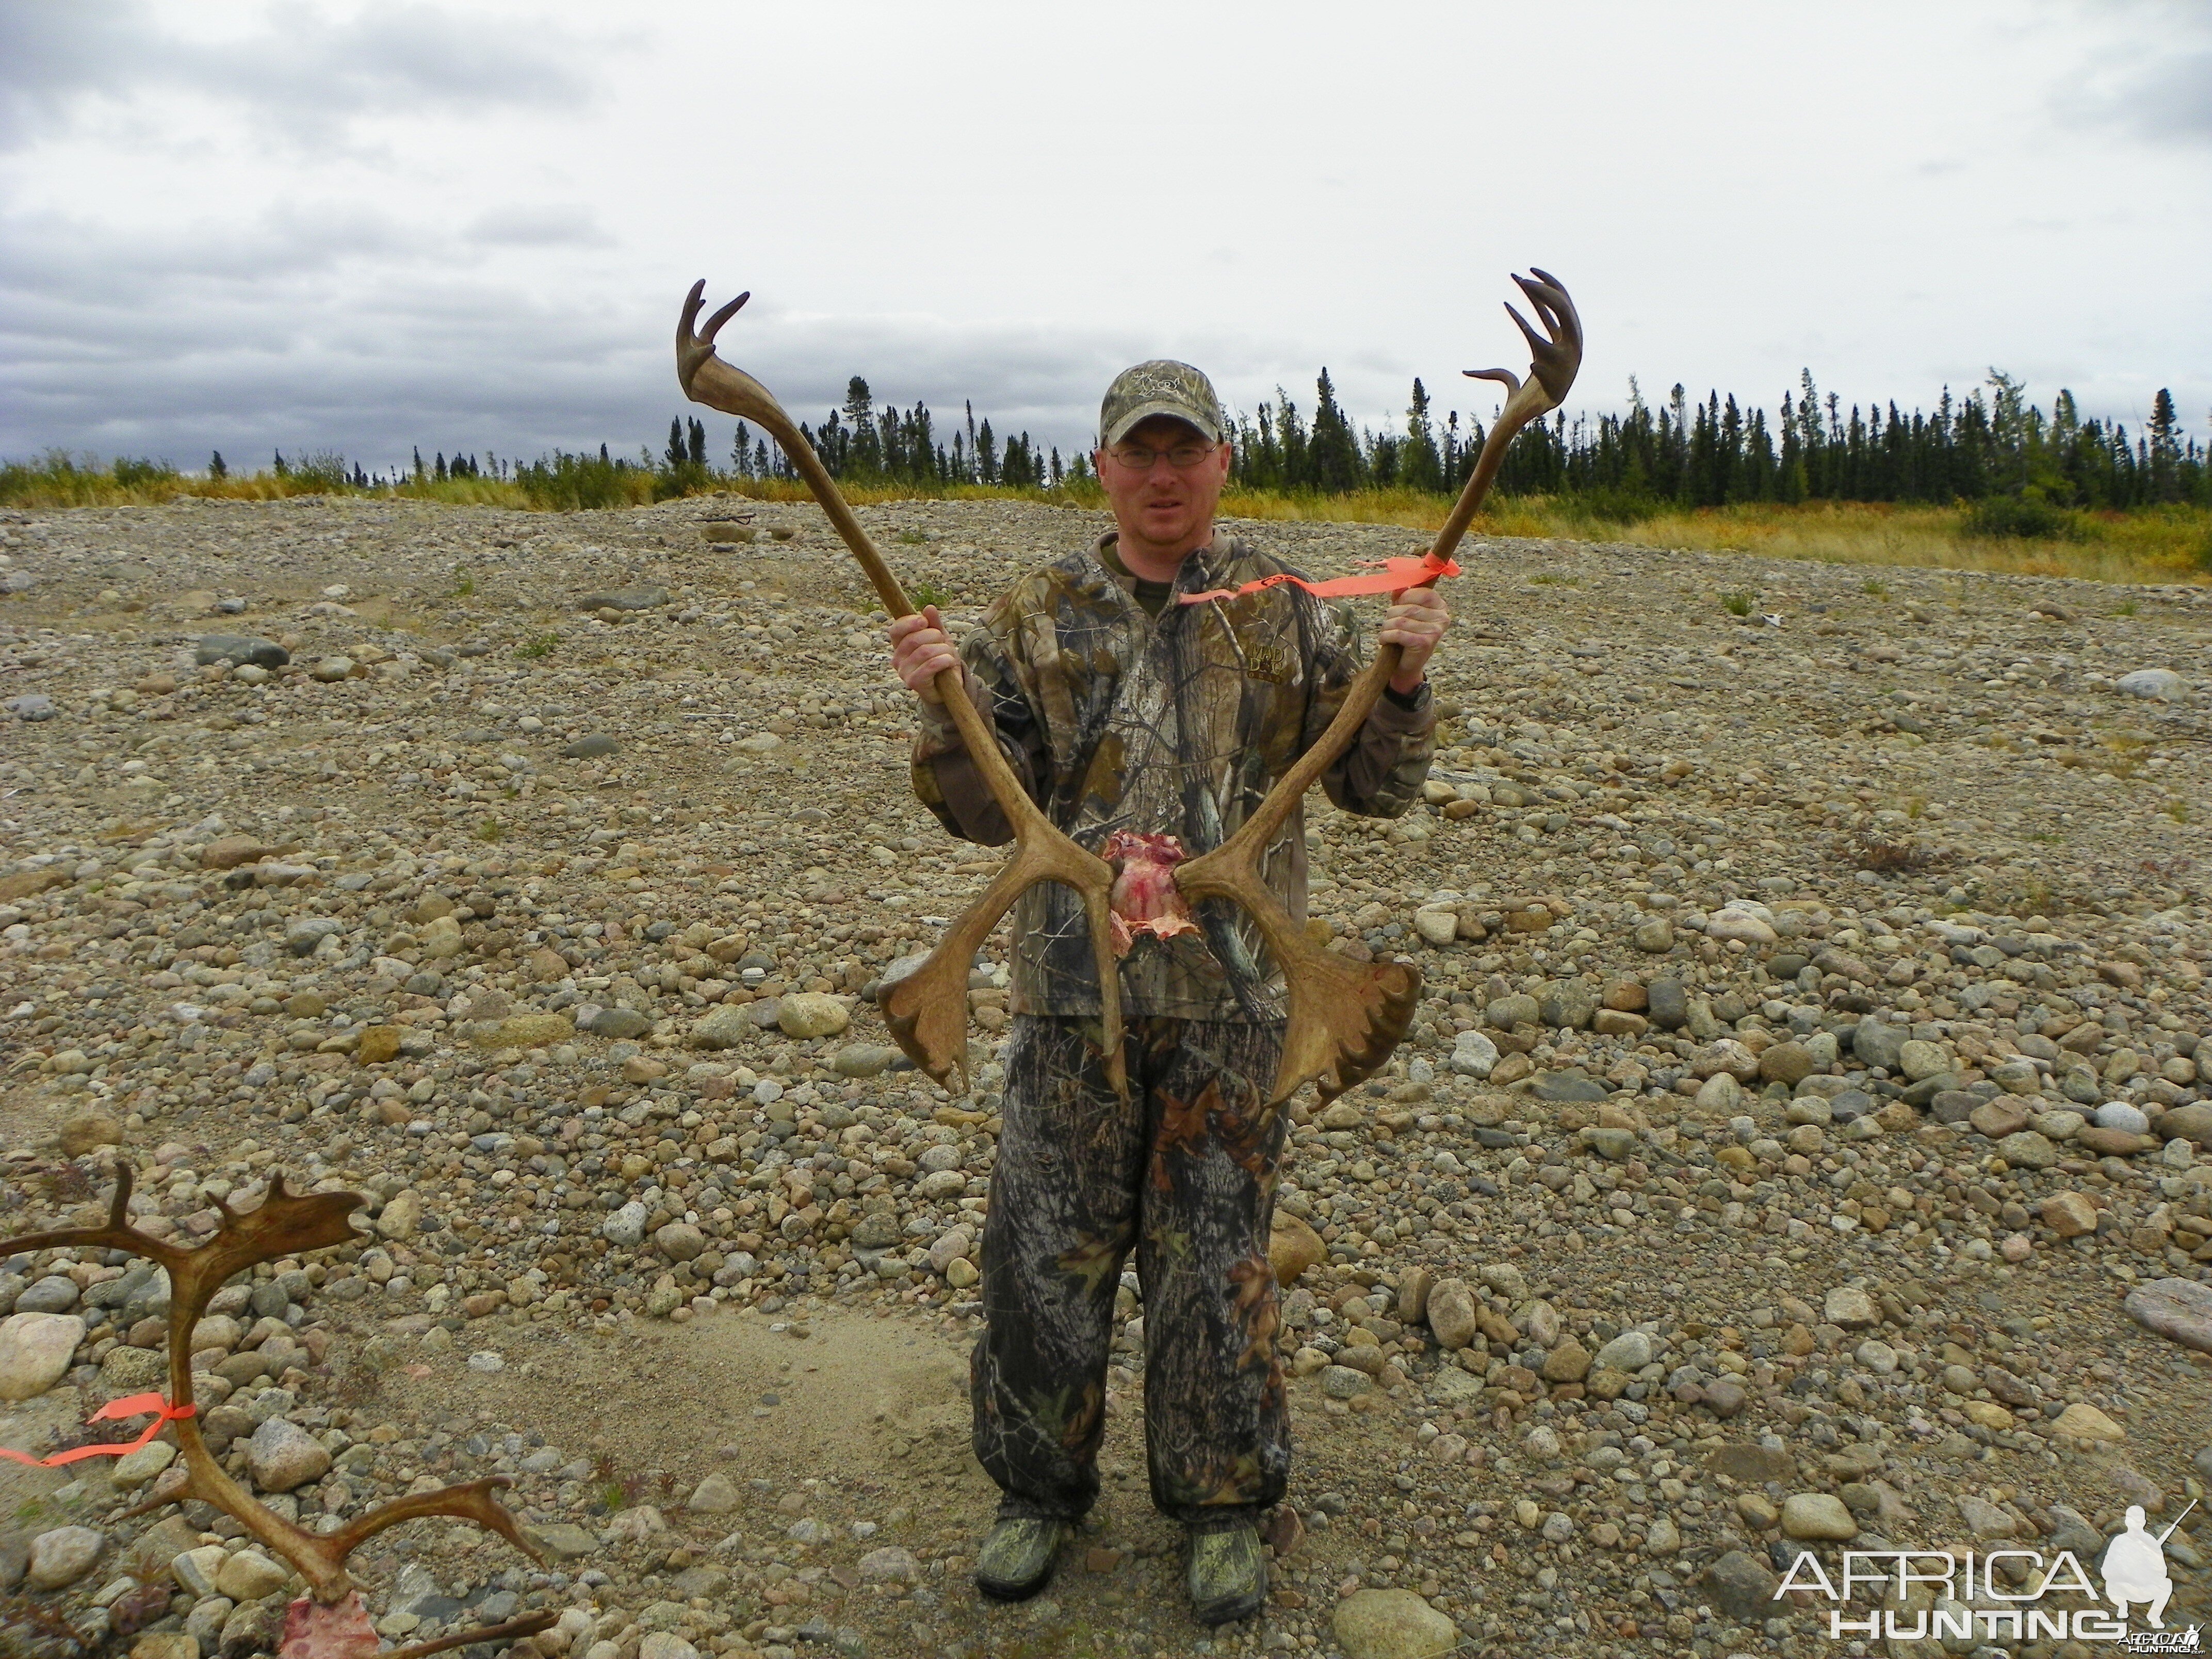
[0,1163,554,1657]
[678,282,1126,1098]
[1175,270,1582,1105]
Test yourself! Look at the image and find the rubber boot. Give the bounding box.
[973,1516,1068,1602]
[1185,1516,1267,1626]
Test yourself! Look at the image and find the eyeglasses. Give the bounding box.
[1107,441,1218,471]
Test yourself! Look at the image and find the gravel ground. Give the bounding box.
[2,493,2211,1659]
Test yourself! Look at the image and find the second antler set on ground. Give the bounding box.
[676,273,1581,1107]
[0,1167,555,1659]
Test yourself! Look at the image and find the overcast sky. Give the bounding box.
[3,0,2207,476]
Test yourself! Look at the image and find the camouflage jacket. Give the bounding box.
[912,532,1436,1021]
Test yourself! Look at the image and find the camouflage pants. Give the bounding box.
[972,1013,1291,1525]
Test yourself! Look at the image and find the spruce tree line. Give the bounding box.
[657,367,2207,512]
[360,369,2207,513]
[719,377,1068,491]
[402,444,507,484]
[1233,369,2207,511]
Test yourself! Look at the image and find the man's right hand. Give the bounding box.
[890,605,959,704]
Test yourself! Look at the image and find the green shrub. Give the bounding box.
[1959,495,2075,540]
[1552,486,1660,526]
[111,457,178,489]
[515,450,652,511]
[289,451,353,492]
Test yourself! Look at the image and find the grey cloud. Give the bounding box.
[32,230,2087,486]
[2060,48,2212,148]
[6,253,2194,489]
[2050,2,2212,149]
[2,204,420,307]
[464,205,615,249]
[0,1,600,153]
[2106,49,2212,144]
[0,264,1140,473]
[0,2,139,149]
[0,229,1615,477]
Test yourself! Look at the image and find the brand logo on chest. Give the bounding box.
[1241,641,1292,684]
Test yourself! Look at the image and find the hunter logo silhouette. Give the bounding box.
[2106,1500,2194,1629]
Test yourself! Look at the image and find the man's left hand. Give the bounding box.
[1381,587,1450,694]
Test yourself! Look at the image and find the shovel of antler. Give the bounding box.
[676,270,1579,1108]
[0,1165,555,1659]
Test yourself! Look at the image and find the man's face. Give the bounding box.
[1093,415,1232,555]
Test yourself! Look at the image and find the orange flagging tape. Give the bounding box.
[1178,549,1460,605]
[0,1392,195,1468]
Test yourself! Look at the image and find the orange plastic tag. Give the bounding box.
[1178,549,1459,605]
[0,1392,195,1468]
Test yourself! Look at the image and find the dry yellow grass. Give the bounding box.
[715,478,1083,510]
[0,460,541,511]
[1595,501,2211,586]
[1219,492,2211,587]
[6,452,2204,585]
[0,459,1075,514]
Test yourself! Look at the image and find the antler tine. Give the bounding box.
[1507,279,1559,338]
[321,1475,544,1564]
[698,287,750,345]
[0,1160,190,1277]
[1510,269,1582,405]
[1470,298,1572,407]
[1521,267,1571,318]
[1177,269,1583,1107]
[1502,302,1547,361]
[383,1611,560,1659]
[677,282,1129,1099]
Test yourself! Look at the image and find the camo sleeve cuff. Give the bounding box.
[1326,680,1437,818]
[910,666,992,758]
[1377,680,1433,722]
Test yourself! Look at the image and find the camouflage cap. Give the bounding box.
[1098,360,1223,448]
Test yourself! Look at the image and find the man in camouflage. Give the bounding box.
[889,360,1447,1624]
